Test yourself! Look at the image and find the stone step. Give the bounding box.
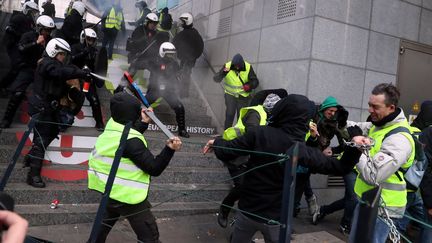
[4,183,231,205]
[16,201,219,226]
[0,165,230,184]
[0,127,216,153]
[0,147,224,168]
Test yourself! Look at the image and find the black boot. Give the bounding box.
[217,205,230,228]
[0,92,25,128]
[175,106,189,138]
[27,167,45,188]
[92,103,104,131]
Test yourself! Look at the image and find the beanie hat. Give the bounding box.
[319,96,339,112]
[110,92,141,125]
[263,94,281,112]
[231,53,245,71]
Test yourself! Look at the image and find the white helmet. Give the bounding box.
[80,28,97,45]
[45,38,71,58]
[179,12,193,26]
[146,12,158,23]
[22,1,39,15]
[72,1,86,16]
[36,15,55,29]
[159,42,176,58]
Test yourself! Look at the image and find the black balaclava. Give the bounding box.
[110,92,141,125]
[231,53,245,71]
[411,101,432,130]
[268,94,316,141]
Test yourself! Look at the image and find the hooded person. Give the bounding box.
[403,100,432,242]
[134,0,151,26]
[204,94,368,243]
[214,53,260,129]
[88,91,182,242]
[217,91,283,228]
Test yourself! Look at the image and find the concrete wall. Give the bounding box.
[168,0,432,130]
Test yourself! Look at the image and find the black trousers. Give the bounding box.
[178,60,195,98]
[94,198,160,243]
[26,107,59,174]
[224,93,250,129]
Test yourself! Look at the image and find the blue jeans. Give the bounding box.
[396,191,424,232]
[421,207,432,243]
[321,171,357,226]
[349,204,401,243]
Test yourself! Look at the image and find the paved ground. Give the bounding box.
[27,209,348,243]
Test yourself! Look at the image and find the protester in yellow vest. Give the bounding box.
[342,83,415,243]
[217,92,283,228]
[213,53,259,129]
[88,92,182,242]
[101,0,125,59]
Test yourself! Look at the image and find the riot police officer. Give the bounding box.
[0,15,55,128]
[146,42,189,138]
[71,28,105,130]
[0,1,39,93]
[25,38,90,188]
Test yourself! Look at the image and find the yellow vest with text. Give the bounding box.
[105,8,123,30]
[88,118,150,204]
[223,105,267,141]
[223,61,252,98]
[354,121,415,212]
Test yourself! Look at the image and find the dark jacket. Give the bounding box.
[213,54,259,90]
[42,2,56,18]
[31,56,87,108]
[126,26,168,62]
[71,43,97,70]
[60,9,83,46]
[110,92,175,176]
[18,31,47,68]
[213,94,362,222]
[4,12,35,65]
[414,101,432,209]
[172,26,204,64]
[148,56,180,89]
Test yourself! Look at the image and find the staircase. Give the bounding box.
[0,84,230,226]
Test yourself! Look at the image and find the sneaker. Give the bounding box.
[339,224,350,235]
[306,194,319,215]
[312,206,325,225]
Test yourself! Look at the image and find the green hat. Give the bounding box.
[319,96,339,112]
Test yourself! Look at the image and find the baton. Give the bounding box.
[123,71,175,138]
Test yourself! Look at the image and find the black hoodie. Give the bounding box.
[415,101,432,209]
[110,92,175,176]
[213,94,362,222]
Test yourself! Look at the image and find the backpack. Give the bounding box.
[383,126,429,191]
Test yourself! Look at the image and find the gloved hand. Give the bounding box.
[336,106,349,129]
[81,67,92,81]
[223,66,230,75]
[347,125,363,138]
[243,84,251,92]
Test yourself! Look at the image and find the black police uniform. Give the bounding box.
[59,9,83,46]
[26,55,89,188]
[146,57,189,137]
[0,30,49,128]
[71,42,105,130]
[172,24,203,98]
[0,11,35,91]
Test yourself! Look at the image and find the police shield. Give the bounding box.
[93,47,108,88]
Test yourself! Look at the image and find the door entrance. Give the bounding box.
[397,40,432,122]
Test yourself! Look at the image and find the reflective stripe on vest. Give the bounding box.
[354,120,415,213]
[88,118,150,204]
[223,105,267,141]
[105,8,123,30]
[223,61,251,98]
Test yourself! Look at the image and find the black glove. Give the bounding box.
[81,67,92,81]
[347,125,363,138]
[336,106,349,129]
